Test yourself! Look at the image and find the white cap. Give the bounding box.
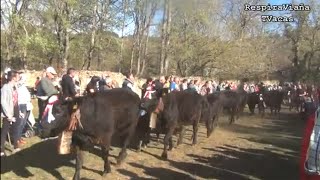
[46,67,57,75]
[4,68,11,74]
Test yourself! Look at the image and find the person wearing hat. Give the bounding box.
[36,67,59,120]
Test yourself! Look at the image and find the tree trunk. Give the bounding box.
[136,27,143,75]
[164,0,171,75]
[140,27,150,76]
[63,26,69,71]
[130,27,138,74]
[159,0,167,75]
[86,1,98,70]
[54,0,70,72]
[140,1,157,76]
[119,0,127,73]
[22,24,28,69]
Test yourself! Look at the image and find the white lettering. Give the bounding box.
[244,4,251,11]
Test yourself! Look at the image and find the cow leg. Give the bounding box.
[177,126,185,146]
[236,108,240,120]
[228,108,235,125]
[117,139,130,166]
[73,146,83,180]
[161,126,175,160]
[137,140,143,152]
[101,146,111,176]
[206,118,213,138]
[168,136,174,151]
[248,104,255,115]
[192,123,199,145]
[237,106,244,120]
[212,115,219,131]
[289,103,292,111]
[296,103,300,112]
[117,120,137,165]
[259,105,265,118]
[156,131,161,143]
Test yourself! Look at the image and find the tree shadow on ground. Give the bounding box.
[220,111,303,152]
[136,146,262,180]
[1,139,74,179]
[117,169,153,180]
[180,145,299,180]
[0,139,122,179]
[127,162,196,180]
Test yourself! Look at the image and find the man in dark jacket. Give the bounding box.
[122,72,135,91]
[153,76,166,98]
[61,68,78,100]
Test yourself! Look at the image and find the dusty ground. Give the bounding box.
[1,101,304,180]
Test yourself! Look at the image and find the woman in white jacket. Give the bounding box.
[17,73,32,144]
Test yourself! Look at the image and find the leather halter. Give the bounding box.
[68,106,83,131]
[154,97,164,114]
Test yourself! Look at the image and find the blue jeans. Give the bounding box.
[18,104,29,139]
[1,106,20,151]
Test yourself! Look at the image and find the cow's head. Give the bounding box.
[40,97,80,138]
[140,97,164,115]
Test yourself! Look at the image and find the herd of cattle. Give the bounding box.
[39,86,315,180]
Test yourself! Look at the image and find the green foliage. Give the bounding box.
[0,0,319,82]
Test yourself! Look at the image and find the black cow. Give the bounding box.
[282,86,292,105]
[247,92,265,116]
[263,90,285,115]
[40,88,141,180]
[218,90,248,124]
[289,89,305,112]
[140,91,211,159]
[203,92,222,134]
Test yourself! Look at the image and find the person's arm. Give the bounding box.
[24,86,31,103]
[1,86,13,119]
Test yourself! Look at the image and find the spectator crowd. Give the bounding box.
[0,66,319,158]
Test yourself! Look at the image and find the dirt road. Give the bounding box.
[1,108,304,180]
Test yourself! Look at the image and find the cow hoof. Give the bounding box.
[72,174,80,180]
[161,153,168,160]
[115,162,122,167]
[102,170,111,177]
[116,158,124,166]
